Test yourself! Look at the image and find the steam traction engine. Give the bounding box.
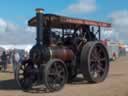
[15,8,111,91]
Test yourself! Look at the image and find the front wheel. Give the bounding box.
[44,59,68,92]
[15,60,38,90]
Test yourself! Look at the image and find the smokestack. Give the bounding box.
[36,8,44,45]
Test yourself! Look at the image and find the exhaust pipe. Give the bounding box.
[36,8,44,45]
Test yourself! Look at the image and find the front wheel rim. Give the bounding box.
[15,61,37,90]
[45,60,67,91]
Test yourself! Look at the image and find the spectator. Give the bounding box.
[24,51,29,60]
[9,50,14,64]
[12,50,20,72]
[1,51,7,71]
[6,50,10,65]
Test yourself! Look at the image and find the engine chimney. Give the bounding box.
[36,8,44,45]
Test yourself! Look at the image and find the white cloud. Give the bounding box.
[0,18,7,33]
[64,0,96,14]
[0,18,36,44]
[110,10,128,27]
[106,10,128,44]
[25,27,36,33]
[0,19,7,27]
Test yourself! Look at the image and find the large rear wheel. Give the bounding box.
[80,41,109,83]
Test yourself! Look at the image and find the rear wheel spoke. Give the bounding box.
[97,65,105,72]
[99,57,106,61]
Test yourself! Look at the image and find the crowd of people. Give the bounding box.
[0,49,29,72]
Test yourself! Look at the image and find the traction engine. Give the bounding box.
[15,8,111,92]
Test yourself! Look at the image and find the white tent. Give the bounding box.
[0,44,33,52]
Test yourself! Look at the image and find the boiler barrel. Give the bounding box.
[48,47,74,61]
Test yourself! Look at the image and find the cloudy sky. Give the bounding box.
[0,0,128,44]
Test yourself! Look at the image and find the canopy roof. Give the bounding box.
[28,14,111,28]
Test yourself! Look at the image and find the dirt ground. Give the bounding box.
[0,54,128,96]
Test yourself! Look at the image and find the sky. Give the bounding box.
[0,0,128,44]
